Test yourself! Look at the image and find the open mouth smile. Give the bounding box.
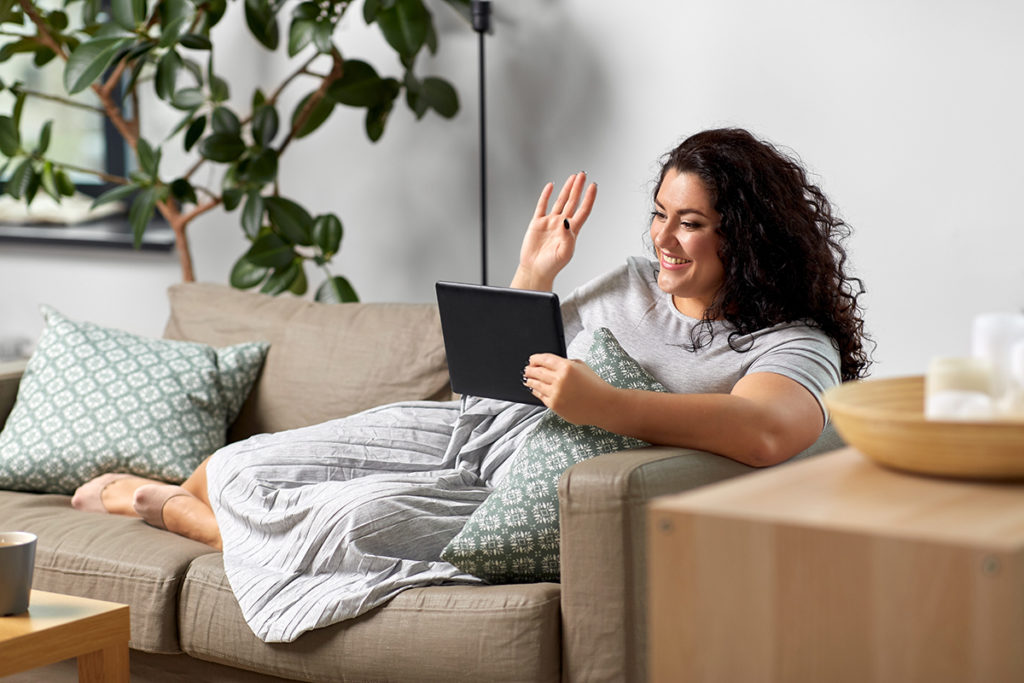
[661,251,692,266]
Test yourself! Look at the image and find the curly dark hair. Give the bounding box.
[654,128,872,381]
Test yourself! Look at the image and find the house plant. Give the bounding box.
[0,0,468,302]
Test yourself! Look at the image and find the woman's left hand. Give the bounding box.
[523,354,614,426]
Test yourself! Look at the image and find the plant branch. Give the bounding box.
[16,0,66,59]
[278,51,343,157]
[11,86,106,115]
[30,155,128,185]
[266,53,321,105]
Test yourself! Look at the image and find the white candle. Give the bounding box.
[925,356,995,421]
[971,312,1024,399]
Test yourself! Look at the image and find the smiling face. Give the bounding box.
[650,169,726,319]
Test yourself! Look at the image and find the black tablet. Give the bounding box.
[435,281,566,406]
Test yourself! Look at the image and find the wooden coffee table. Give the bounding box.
[0,590,130,682]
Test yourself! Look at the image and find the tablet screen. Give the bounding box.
[436,281,566,405]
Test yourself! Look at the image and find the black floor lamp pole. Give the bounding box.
[472,0,491,286]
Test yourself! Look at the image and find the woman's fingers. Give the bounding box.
[550,173,577,215]
[532,182,554,219]
[564,182,598,236]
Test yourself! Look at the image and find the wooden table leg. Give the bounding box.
[78,642,130,683]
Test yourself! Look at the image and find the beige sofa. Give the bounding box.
[0,282,843,683]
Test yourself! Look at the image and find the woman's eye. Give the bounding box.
[651,210,667,221]
[681,221,698,230]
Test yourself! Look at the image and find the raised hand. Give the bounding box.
[511,171,598,291]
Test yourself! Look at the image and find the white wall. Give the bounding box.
[2,0,1022,378]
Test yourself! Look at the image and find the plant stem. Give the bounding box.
[278,51,343,156]
[30,155,128,185]
[13,86,106,115]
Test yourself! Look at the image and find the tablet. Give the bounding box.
[435,281,566,406]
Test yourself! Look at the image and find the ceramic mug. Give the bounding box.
[0,531,37,616]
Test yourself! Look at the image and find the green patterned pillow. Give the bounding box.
[441,327,667,583]
[0,306,269,494]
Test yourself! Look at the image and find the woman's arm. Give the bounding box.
[511,172,598,291]
[522,356,824,467]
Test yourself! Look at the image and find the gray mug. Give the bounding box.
[0,531,37,616]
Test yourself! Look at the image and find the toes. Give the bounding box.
[71,473,131,513]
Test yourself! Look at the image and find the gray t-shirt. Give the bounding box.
[561,256,841,420]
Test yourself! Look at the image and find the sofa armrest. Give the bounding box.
[556,424,845,683]
[0,359,26,430]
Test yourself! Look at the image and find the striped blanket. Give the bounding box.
[206,397,544,642]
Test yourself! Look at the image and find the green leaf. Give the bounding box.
[363,0,381,23]
[23,167,40,205]
[211,106,241,136]
[244,0,280,50]
[200,0,227,31]
[64,37,132,94]
[261,259,302,295]
[287,18,314,57]
[128,186,158,249]
[209,75,230,102]
[265,195,313,245]
[421,76,458,118]
[111,0,139,29]
[199,132,245,162]
[179,33,212,50]
[376,0,430,59]
[40,161,60,202]
[291,91,334,139]
[184,116,206,151]
[33,120,53,156]
[136,138,159,177]
[312,19,333,53]
[6,159,34,199]
[252,104,279,147]
[316,275,358,303]
[34,48,57,68]
[293,2,319,20]
[244,147,278,185]
[328,59,388,108]
[158,14,190,48]
[222,188,244,211]
[229,256,268,289]
[241,191,264,239]
[0,115,20,156]
[365,100,393,142]
[313,213,342,256]
[55,169,76,196]
[245,231,294,269]
[170,177,197,205]
[171,87,204,110]
[91,183,137,209]
[155,50,182,101]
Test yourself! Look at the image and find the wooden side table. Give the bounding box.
[0,590,130,682]
[647,447,1024,683]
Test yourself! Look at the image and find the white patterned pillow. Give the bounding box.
[441,327,666,583]
[0,306,268,494]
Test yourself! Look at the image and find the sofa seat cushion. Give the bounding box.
[0,490,217,653]
[179,553,562,683]
[163,283,454,441]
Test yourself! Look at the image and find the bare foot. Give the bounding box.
[71,474,157,516]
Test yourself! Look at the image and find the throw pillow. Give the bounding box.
[441,327,667,583]
[0,306,268,494]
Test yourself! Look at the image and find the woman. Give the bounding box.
[73,127,870,641]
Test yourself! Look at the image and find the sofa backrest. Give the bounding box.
[163,283,454,442]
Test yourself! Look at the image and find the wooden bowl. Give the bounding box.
[824,376,1024,480]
